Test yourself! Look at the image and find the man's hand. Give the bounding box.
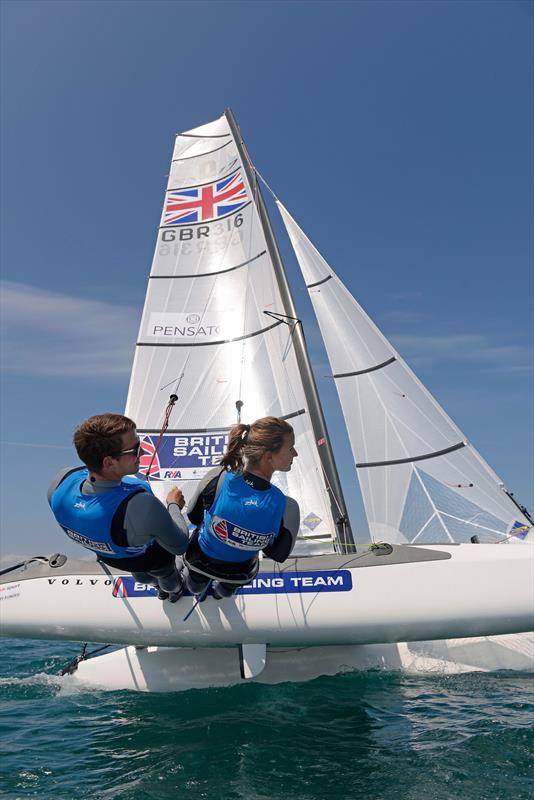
[166,486,185,510]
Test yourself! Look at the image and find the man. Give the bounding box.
[48,413,189,602]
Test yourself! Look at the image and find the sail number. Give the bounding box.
[159,214,243,256]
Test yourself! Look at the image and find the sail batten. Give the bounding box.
[333,356,397,378]
[357,441,467,468]
[278,201,531,544]
[307,275,333,289]
[171,141,233,162]
[149,250,267,279]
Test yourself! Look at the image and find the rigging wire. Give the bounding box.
[144,393,179,481]
[253,167,280,203]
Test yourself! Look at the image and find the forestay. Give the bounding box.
[278,203,531,545]
[125,115,335,551]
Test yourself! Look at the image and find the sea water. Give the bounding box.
[0,638,532,800]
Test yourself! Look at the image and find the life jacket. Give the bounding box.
[50,468,153,559]
[197,471,286,563]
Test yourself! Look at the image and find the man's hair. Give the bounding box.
[73,413,136,472]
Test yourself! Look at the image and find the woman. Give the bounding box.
[183,416,300,599]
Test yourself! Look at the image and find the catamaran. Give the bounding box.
[1,109,532,691]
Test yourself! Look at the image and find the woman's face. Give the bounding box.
[271,432,298,472]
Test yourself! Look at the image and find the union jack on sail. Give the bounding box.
[138,435,161,479]
[163,171,248,226]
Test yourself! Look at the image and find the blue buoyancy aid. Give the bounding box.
[50,468,153,559]
[198,471,286,562]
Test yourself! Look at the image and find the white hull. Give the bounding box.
[2,545,533,646]
[3,546,533,692]
[71,632,534,692]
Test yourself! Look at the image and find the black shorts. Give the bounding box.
[97,541,176,572]
[184,530,258,583]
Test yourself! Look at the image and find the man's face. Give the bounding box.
[114,429,144,476]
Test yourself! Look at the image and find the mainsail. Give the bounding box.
[278,203,531,545]
[125,112,352,553]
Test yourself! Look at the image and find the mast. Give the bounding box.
[225,108,354,552]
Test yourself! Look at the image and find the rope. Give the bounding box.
[0,556,48,577]
[144,393,178,481]
[183,580,213,622]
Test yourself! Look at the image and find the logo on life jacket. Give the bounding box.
[213,518,228,541]
[210,515,274,550]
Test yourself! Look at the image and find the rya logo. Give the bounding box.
[244,499,258,507]
[74,501,86,510]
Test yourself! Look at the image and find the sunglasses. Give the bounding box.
[116,441,144,458]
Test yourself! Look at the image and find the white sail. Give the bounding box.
[278,202,531,545]
[125,117,337,551]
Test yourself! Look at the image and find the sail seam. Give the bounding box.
[333,357,397,378]
[171,141,233,163]
[307,275,332,289]
[357,441,466,468]
[149,251,266,279]
[136,319,284,348]
[166,167,240,193]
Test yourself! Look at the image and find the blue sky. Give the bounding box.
[1,0,532,558]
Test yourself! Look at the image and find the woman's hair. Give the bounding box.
[220,416,294,472]
[73,413,136,472]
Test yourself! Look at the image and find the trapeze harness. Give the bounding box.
[184,471,286,585]
[50,467,154,560]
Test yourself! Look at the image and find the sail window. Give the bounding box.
[399,469,508,543]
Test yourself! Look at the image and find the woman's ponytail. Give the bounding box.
[219,423,250,471]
